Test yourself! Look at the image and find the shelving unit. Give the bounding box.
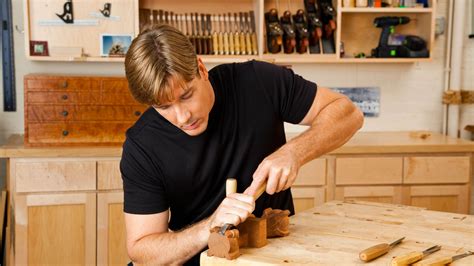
[23,0,436,63]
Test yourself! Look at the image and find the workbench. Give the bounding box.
[200,201,474,265]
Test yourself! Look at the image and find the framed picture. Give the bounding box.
[100,34,133,57]
[29,41,49,56]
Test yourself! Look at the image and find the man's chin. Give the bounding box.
[182,121,208,136]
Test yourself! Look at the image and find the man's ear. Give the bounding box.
[197,57,208,80]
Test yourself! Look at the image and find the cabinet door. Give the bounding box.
[292,187,325,213]
[402,185,470,214]
[98,192,129,266]
[335,186,403,204]
[15,193,96,265]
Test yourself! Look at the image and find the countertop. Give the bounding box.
[1,131,474,158]
[200,201,474,265]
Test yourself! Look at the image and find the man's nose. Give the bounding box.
[175,105,191,125]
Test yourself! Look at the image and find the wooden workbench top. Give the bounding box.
[1,131,473,158]
[201,201,474,265]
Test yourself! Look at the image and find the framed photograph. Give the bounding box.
[100,34,133,57]
[29,41,49,56]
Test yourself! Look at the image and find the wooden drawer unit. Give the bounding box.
[294,158,326,186]
[13,159,96,193]
[24,74,146,146]
[403,156,471,184]
[335,157,403,185]
[98,160,123,190]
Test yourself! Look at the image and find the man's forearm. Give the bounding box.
[285,97,363,167]
[129,218,210,265]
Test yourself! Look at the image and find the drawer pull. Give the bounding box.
[61,111,69,117]
[62,130,69,136]
[134,111,141,116]
[61,81,68,88]
[62,95,68,100]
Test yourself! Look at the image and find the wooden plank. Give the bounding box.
[201,201,474,265]
[97,160,122,190]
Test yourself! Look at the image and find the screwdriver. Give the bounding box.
[359,237,405,262]
[391,245,441,266]
[412,251,474,266]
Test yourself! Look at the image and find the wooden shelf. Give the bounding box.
[261,54,338,63]
[340,7,433,13]
[338,57,432,63]
[28,56,126,62]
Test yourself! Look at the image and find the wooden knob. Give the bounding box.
[62,130,69,136]
[61,81,68,88]
[134,111,141,116]
[61,110,69,117]
[61,95,68,100]
[226,178,237,196]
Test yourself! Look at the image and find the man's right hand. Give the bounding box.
[208,193,255,229]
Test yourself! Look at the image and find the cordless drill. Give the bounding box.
[372,16,410,58]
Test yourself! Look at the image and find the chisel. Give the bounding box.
[227,12,234,55]
[212,15,219,55]
[233,13,240,55]
[239,12,247,55]
[244,12,252,55]
[412,251,474,266]
[249,10,258,55]
[359,237,405,262]
[391,245,441,266]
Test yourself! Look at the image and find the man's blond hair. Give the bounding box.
[124,25,199,106]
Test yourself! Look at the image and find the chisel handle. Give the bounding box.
[233,33,240,55]
[212,32,219,55]
[251,32,258,55]
[391,251,424,266]
[359,243,390,262]
[226,178,237,196]
[239,33,246,55]
[412,256,452,266]
[245,32,252,55]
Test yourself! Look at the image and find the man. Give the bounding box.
[121,25,363,265]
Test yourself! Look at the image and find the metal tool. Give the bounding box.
[249,11,258,55]
[293,9,309,54]
[218,14,224,55]
[239,12,247,55]
[280,10,296,54]
[359,237,405,262]
[194,13,202,54]
[227,12,234,55]
[244,12,252,55]
[265,8,283,54]
[223,13,229,55]
[212,14,219,55]
[218,178,237,235]
[412,251,474,266]
[391,245,441,266]
[233,13,241,55]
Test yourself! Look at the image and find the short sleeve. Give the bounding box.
[252,61,317,124]
[120,138,169,214]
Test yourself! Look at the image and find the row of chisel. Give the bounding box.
[139,9,258,55]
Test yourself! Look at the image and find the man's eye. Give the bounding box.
[157,105,170,110]
[181,92,193,100]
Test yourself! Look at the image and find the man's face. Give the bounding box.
[154,60,215,136]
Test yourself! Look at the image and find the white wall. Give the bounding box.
[0,0,472,140]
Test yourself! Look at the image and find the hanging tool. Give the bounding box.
[249,11,258,55]
[264,8,283,54]
[206,14,213,55]
[212,14,219,55]
[359,237,405,262]
[391,245,441,266]
[244,12,252,55]
[194,13,202,54]
[293,9,309,54]
[412,251,474,266]
[226,13,234,55]
[239,12,247,55]
[223,13,230,55]
[201,14,208,54]
[233,13,241,55]
[218,14,225,55]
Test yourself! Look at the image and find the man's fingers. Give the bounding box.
[266,167,282,194]
[245,162,269,197]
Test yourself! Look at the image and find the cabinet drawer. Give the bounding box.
[27,91,100,104]
[26,122,133,145]
[335,157,403,185]
[294,159,326,186]
[403,156,470,184]
[25,77,98,91]
[101,79,129,92]
[15,160,96,192]
[98,160,123,190]
[27,105,146,122]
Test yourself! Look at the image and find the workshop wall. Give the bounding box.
[0,0,472,144]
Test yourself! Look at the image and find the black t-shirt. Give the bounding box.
[120,60,317,265]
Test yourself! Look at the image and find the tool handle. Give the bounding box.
[359,243,390,262]
[391,251,423,266]
[412,256,452,266]
[254,180,268,200]
[239,33,246,55]
[223,32,229,55]
[233,33,240,55]
[245,32,252,55]
[212,32,219,55]
[251,32,258,55]
[226,178,237,196]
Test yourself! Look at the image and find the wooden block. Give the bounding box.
[207,228,240,260]
[237,215,267,248]
[261,208,290,238]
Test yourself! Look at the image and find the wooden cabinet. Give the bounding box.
[293,158,326,212]
[7,158,128,265]
[24,0,436,63]
[24,74,147,147]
